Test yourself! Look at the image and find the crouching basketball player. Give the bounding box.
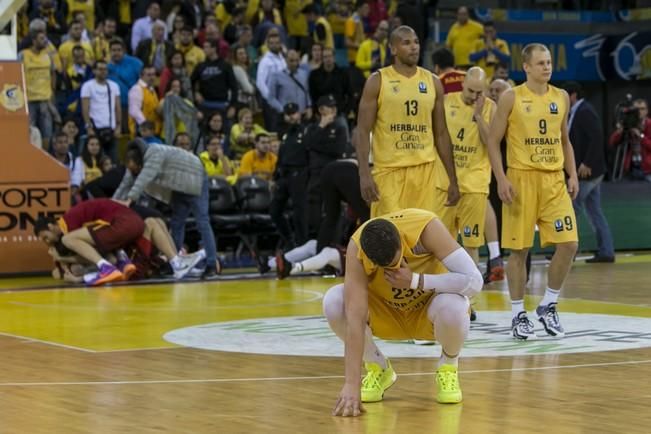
[325,208,482,417]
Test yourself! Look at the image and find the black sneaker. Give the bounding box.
[256,255,271,275]
[275,251,292,279]
[202,266,218,279]
[536,303,565,337]
[483,257,504,283]
[470,308,477,322]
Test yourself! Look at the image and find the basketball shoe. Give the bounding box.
[88,263,124,286]
[512,311,537,340]
[536,302,565,337]
[435,364,462,404]
[483,257,504,283]
[361,359,397,403]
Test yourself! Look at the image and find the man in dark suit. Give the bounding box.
[134,21,174,76]
[564,82,615,263]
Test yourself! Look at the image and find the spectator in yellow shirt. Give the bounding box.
[176,26,206,75]
[355,20,389,78]
[239,133,278,181]
[345,0,370,65]
[469,21,510,79]
[284,0,312,51]
[445,6,483,68]
[58,20,95,70]
[200,135,235,179]
[230,108,268,159]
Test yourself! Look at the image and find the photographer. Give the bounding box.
[609,98,651,180]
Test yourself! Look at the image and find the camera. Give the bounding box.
[615,95,640,131]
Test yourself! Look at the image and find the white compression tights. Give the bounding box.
[322,284,470,364]
[291,247,341,275]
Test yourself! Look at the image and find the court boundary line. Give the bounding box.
[0,358,649,387]
[0,331,94,353]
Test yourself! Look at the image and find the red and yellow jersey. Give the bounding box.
[58,199,131,234]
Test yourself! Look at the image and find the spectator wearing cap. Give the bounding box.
[191,38,238,120]
[257,32,288,133]
[309,47,352,134]
[238,133,278,181]
[176,26,206,76]
[270,102,310,247]
[131,2,167,53]
[135,21,174,76]
[267,49,312,126]
[304,94,348,234]
[302,4,334,50]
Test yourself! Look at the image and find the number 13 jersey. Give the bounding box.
[372,66,437,169]
[507,84,567,172]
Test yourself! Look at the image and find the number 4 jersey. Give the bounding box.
[507,84,567,172]
[372,66,438,169]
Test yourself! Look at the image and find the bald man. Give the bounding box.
[434,67,496,263]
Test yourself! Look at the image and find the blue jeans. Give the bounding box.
[572,175,615,257]
[169,175,217,266]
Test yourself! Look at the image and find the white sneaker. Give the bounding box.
[511,311,537,340]
[172,250,206,279]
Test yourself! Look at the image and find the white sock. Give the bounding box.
[487,242,501,260]
[294,247,341,274]
[96,259,111,268]
[511,299,525,318]
[539,287,560,307]
[438,349,459,368]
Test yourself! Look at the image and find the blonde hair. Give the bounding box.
[522,43,549,64]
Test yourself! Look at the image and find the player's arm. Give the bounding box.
[432,75,459,206]
[417,219,483,297]
[560,90,579,199]
[476,98,496,148]
[355,73,380,203]
[333,240,368,417]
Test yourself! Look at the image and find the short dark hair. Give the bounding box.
[431,47,455,69]
[255,133,270,142]
[33,215,57,236]
[53,131,68,143]
[109,37,125,49]
[125,142,144,167]
[173,132,190,145]
[140,120,155,131]
[483,20,495,28]
[71,45,84,53]
[94,59,108,68]
[563,81,583,99]
[359,219,401,267]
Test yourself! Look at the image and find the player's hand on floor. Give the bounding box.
[360,172,380,203]
[332,384,365,417]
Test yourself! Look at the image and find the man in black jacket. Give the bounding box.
[134,21,174,75]
[305,95,348,235]
[270,103,309,248]
[308,47,351,134]
[564,82,615,263]
[191,39,238,119]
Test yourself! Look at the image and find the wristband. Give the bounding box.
[410,272,420,290]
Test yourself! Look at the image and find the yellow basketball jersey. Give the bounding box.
[21,49,53,102]
[436,92,494,193]
[351,208,445,312]
[372,66,437,169]
[507,84,567,171]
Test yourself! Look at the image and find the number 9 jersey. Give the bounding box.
[506,84,567,171]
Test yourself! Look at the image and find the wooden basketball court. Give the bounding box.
[0,255,650,433]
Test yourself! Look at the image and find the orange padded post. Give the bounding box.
[0,62,70,274]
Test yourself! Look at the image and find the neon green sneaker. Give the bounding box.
[361,359,397,403]
[435,364,462,404]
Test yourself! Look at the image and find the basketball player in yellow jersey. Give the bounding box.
[324,209,482,416]
[355,26,460,218]
[434,67,495,264]
[487,43,579,340]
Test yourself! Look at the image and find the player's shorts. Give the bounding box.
[367,291,437,340]
[434,189,487,248]
[89,208,145,255]
[371,161,437,218]
[502,168,578,250]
